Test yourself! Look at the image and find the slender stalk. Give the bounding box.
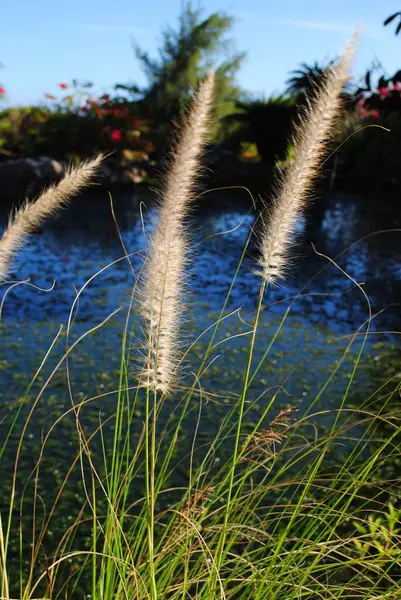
[144,384,157,599]
[0,515,9,600]
[210,281,266,594]
[139,73,214,597]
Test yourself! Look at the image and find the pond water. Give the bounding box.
[0,187,400,588]
[1,187,400,424]
[1,188,400,330]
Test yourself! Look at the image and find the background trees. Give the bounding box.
[222,96,296,167]
[286,60,336,98]
[4,6,401,188]
[130,1,245,129]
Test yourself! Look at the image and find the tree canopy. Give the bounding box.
[286,60,336,98]
[222,96,296,166]
[132,2,245,128]
[384,11,401,35]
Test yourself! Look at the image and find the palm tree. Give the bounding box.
[132,2,245,125]
[286,60,354,111]
[384,11,401,35]
[286,60,336,98]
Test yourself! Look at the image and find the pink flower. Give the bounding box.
[58,83,68,90]
[394,82,401,91]
[378,86,391,99]
[45,93,56,100]
[358,108,368,118]
[111,129,122,143]
[357,99,365,108]
[370,110,380,119]
[0,86,5,95]
[81,106,88,112]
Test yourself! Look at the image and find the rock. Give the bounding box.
[0,158,48,199]
[0,155,149,201]
[37,156,64,178]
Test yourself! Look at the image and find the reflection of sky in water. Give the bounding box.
[322,199,359,246]
[0,189,400,334]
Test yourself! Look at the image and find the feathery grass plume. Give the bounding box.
[140,72,215,394]
[0,154,103,281]
[258,34,357,284]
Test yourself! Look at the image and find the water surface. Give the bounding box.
[0,188,400,589]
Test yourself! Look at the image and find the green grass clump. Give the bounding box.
[2,44,401,600]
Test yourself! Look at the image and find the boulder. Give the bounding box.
[0,155,148,201]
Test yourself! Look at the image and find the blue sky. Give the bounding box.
[1,0,401,106]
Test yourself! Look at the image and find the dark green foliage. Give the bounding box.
[384,11,401,35]
[354,70,401,118]
[222,96,296,166]
[0,106,50,158]
[287,59,354,112]
[131,1,245,131]
[338,111,401,184]
[286,60,336,98]
[0,87,150,161]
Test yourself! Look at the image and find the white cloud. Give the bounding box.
[276,18,381,39]
[280,19,354,34]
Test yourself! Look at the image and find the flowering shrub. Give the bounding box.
[0,106,51,158]
[332,69,401,185]
[0,80,152,161]
[354,71,401,119]
[335,109,401,187]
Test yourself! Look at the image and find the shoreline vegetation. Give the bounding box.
[1,146,400,209]
[2,5,401,201]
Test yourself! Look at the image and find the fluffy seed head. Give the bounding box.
[258,34,357,285]
[140,72,215,394]
[0,155,103,281]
